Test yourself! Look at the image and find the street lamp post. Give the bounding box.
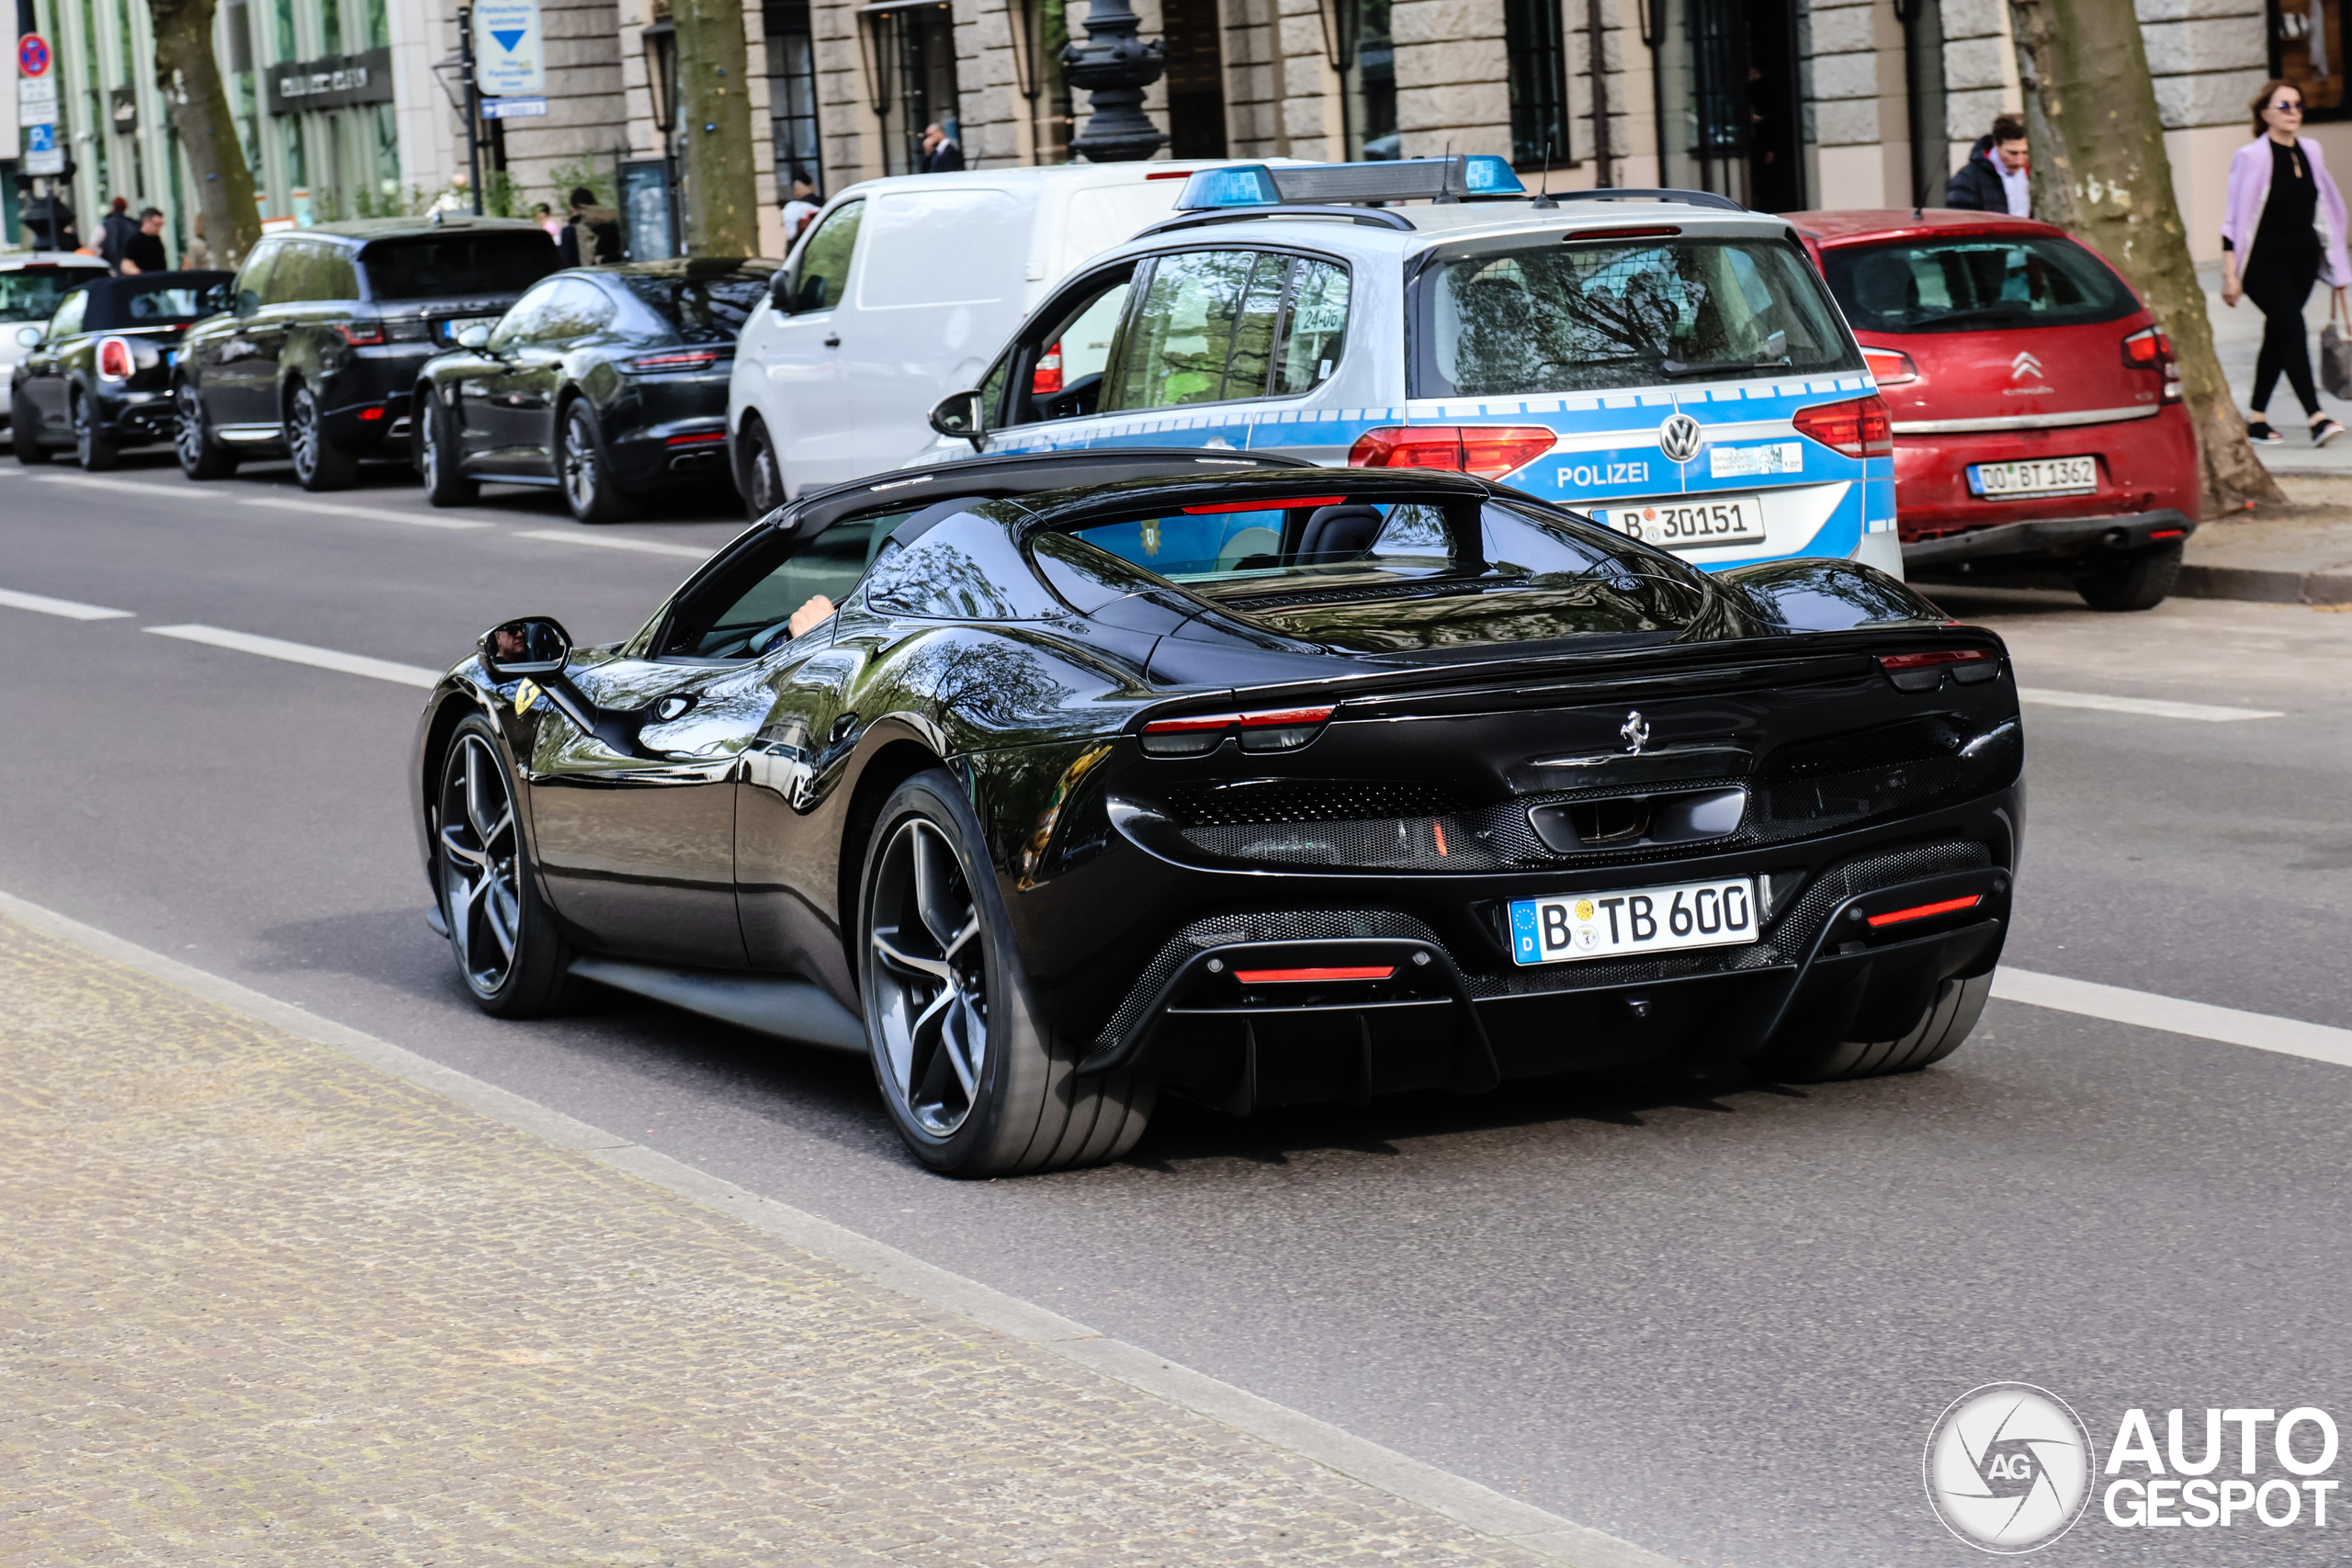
[640,19,680,256]
[457,5,483,215]
[1059,0,1163,163]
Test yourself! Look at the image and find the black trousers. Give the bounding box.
[2245,240,2324,418]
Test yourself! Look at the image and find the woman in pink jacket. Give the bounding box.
[2222,79,2351,446]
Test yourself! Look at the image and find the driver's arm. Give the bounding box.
[785,594,834,639]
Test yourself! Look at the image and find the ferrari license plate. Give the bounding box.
[1509,876,1758,966]
[1589,494,1767,550]
[1969,456,2097,498]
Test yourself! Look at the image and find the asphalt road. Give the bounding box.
[5,448,2349,1567]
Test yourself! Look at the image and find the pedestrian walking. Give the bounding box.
[96,197,139,273]
[781,170,821,243]
[179,212,214,271]
[919,123,964,174]
[534,202,565,242]
[557,186,622,266]
[1945,113,2030,216]
[119,209,169,276]
[2222,79,2351,447]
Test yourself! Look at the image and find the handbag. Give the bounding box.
[2324,291,2352,402]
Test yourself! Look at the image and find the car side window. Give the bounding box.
[863,511,1040,621]
[232,243,279,313]
[663,508,915,658]
[1106,250,1303,412]
[1272,258,1349,394]
[535,278,617,343]
[488,278,565,351]
[315,244,359,300]
[791,201,864,312]
[265,242,320,305]
[45,290,87,340]
[1003,268,1136,426]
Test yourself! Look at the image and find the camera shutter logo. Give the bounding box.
[1657,412,1704,464]
[1924,1382,2094,1553]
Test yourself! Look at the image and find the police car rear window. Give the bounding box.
[1417,238,1857,399]
[1818,235,2137,333]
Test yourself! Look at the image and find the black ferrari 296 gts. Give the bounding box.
[412,450,2023,1176]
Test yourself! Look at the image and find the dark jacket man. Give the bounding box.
[556,186,624,266]
[1945,115,2030,214]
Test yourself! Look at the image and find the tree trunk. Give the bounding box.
[149,0,264,270]
[2007,0,2279,514]
[673,0,761,256]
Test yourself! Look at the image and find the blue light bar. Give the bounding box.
[1172,156,1529,211]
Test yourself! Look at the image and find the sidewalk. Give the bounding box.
[2199,260,2352,479]
[0,908,1576,1568]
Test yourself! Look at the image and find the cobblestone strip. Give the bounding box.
[0,910,1611,1567]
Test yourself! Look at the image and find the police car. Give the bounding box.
[919,156,1900,576]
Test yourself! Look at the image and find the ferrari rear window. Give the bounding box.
[1819,235,2138,333]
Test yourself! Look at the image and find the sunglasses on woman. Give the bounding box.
[2273,100,2305,112]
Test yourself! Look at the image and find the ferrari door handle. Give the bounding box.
[830,712,858,742]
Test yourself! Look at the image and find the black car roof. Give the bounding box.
[71,269,235,329]
[287,216,549,246]
[768,448,1321,540]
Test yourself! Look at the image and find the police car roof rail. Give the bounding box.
[1133,205,1419,240]
[1553,187,1748,213]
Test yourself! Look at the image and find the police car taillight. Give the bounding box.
[1792,394,1894,458]
[1349,425,1555,479]
[1033,340,1063,396]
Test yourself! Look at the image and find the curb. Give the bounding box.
[2176,562,2352,604]
[0,886,1680,1568]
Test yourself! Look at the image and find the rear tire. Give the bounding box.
[287,382,358,491]
[2075,540,2181,612]
[175,380,238,479]
[1756,972,1992,1082]
[416,387,479,506]
[560,400,634,523]
[859,770,1153,1177]
[738,415,785,520]
[71,388,120,470]
[11,393,51,464]
[435,716,573,1018]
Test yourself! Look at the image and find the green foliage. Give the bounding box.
[547,155,616,210]
[482,169,521,220]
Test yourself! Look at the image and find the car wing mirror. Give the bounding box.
[456,321,493,350]
[928,389,987,452]
[234,289,261,317]
[478,615,572,679]
[14,324,41,348]
[769,268,793,310]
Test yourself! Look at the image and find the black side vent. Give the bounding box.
[1159,779,1465,829]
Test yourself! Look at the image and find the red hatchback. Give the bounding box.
[1791,209,2198,610]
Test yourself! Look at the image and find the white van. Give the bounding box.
[726,162,1292,512]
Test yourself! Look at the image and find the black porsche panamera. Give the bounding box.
[412,448,2024,1176]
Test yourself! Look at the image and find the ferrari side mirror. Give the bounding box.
[478,615,572,679]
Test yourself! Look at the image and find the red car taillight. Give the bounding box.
[1792,394,1894,458]
[630,350,722,372]
[1348,424,1557,479]
[1032,339,1063,396]
[96,336,135,380]
[1878,648,1998,691]
[335,321,385,345]
[1140,704,1337,756]
[1861,347,1917,385]
[2122,325,2181,403]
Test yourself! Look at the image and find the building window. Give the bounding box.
[1028,0,1074,162]
[764,0,822,195]
[1502,0,1568,168]
[2273,0,2347,118]
[1165,0,1227,158]
[869,2,960,175]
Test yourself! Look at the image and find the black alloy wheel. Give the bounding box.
[175,380,237,479]
[11,392,52,465]
[417,387,478,506]
[858,770,1152,1177]
[560,400,632,523]
[2075,540,2182,613]
[71,387,120,470]
[435,716,571,1016]
[740,416,785,520]
[287,382,358,491]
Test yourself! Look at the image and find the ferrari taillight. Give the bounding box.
[1032,339,1063,396]
[1792,394,1894,458]
[1139,704,1337,756]
[1348,424,1556,479]
[96,336,134,381]
[1878,648,1998,691]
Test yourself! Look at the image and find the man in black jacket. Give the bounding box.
[1946,113,2031,215]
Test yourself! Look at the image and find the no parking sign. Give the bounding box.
[18,33,51,76]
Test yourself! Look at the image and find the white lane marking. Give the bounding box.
[244,496,493,531]
[24,472,188,499]
[1995,968,2352,1069]
[515,527,710,559]
[144,624,441,689]
[2018,687,2282,722]
[0,885,1676,1568]
[0,585,137,620]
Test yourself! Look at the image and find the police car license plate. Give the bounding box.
[1508,876,1758,966]
[1588,495,1767,550]
[1969,456,2097,498]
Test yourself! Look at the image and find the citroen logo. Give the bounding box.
[1620,710,1651,754]
[2010,351,2044,381]
[1657,412,1704,464]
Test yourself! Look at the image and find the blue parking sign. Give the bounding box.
[27,124,57,152]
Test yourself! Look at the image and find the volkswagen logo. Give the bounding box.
[1923,1382,2094,1553]
[1620,710,1651,754]
[1657,412,1704,464]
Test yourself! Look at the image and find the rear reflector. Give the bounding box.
[1180,495,1345,514]
[1878,649,1996,671]
[1231,965,1396,983]
[2149,527,2185,539]
[357,405,387,421]
[665,430,729,446]
[1865,894,1983,929]
[1347,424,1557,479]
[1792,395,1894,458]
[631,350,722,372]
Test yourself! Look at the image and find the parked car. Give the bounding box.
[0,251,111,438]
[10,271,233,468]
[728,158,1301,514]
[174,216,559,491]
[911,158,1905,578]
[410,449,2021,1176]
[413,258,776,522]
[1793,209,2198,610]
